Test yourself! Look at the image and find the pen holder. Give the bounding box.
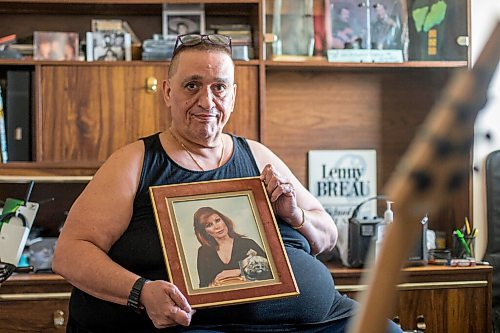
[452,233,475,259]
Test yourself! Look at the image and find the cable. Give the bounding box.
[350,195,388,219]
[0,211,28,227]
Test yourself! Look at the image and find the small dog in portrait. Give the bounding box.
[239,249,273,281]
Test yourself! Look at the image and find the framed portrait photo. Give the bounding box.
[33,31,78,61]
[86,31,131,61]
[162,4,205,37]
[149,177,299,308]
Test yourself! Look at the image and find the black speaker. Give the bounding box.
[346,196,429,267]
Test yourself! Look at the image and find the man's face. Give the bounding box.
[163,50,236,144]
[340,8,350,22]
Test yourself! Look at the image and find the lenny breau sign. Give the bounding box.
[149,177,298,308]
[308,150,377,264]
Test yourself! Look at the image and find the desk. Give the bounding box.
[0,274,71,332]
[327,263,493,332]
[0,265,493,333]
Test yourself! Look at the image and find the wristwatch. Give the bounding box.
[127,277,149,313]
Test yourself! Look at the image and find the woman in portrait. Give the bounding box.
[193,207,271,288]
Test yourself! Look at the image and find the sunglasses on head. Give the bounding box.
[172,34,232,57]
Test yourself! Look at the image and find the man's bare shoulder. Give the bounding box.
[246,139,272,155]
[245,139,282,170]
[92,140,145,186]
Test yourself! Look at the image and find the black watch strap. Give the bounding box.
[127,277,149,313]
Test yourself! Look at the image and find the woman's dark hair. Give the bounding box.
[193,207,243,249]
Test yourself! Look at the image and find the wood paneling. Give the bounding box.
[226,65,259,140]
[263,68,465,235]
[39,64,259,163]
[40,65,169,162]
[264,68,452,186]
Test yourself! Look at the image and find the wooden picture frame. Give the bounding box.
[149,177,298,308]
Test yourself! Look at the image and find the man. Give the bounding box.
[53,34,401,332]
[332,7,361,49]
[372,3,400,50]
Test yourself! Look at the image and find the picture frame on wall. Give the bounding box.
[162,4,205,37]
[149,177,298,308]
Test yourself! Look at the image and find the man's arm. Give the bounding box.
[52,141,192,328]
[247,140,337,255]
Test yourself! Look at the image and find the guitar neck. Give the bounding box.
[349,22,500,333]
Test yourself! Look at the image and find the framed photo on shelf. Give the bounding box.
[149,177,298,308]
[327,0,407,62]
[33,31,78,61]
[162,4,205,37]
[86,31,131,61]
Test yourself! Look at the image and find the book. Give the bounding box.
[0,85,8,163]
[33,31,79,61]
[86,31,131,61]
[308,150,377,264]
[0,34,16,49]
[408,0,467,61]
[6,44,33,56]
[6,70,32,162]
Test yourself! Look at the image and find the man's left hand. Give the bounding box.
[260,164,302,228]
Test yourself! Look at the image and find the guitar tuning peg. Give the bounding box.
[473,165,480,173]
[485,131,493,141]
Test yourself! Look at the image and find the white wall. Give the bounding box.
[471,1,500,260]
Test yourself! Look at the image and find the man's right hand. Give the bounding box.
[140,280,195,328]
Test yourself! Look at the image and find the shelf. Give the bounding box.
[0,0,260,4]
[1,59,466,69]
[265,60,469,70]
[0,162,99,177]
[0,59,260,66]
[0,175,92,183]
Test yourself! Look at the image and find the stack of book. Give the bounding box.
[0,85,7,163]
[0,70,33,163]
[142,35,176,61]
[0,34,32,59]
[210,24,253,60]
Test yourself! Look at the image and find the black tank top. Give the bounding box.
[69,133,353,332]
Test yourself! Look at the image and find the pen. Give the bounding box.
[455,229,472,257]
[465,217,471,235]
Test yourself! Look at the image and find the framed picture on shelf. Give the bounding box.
[86,31,131,61]
[271,0,315,57]
[327,0,407,62]
[33,31,78,61]
[162,4,205,37]
[149,177,298,308]
[407,0,468,61]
